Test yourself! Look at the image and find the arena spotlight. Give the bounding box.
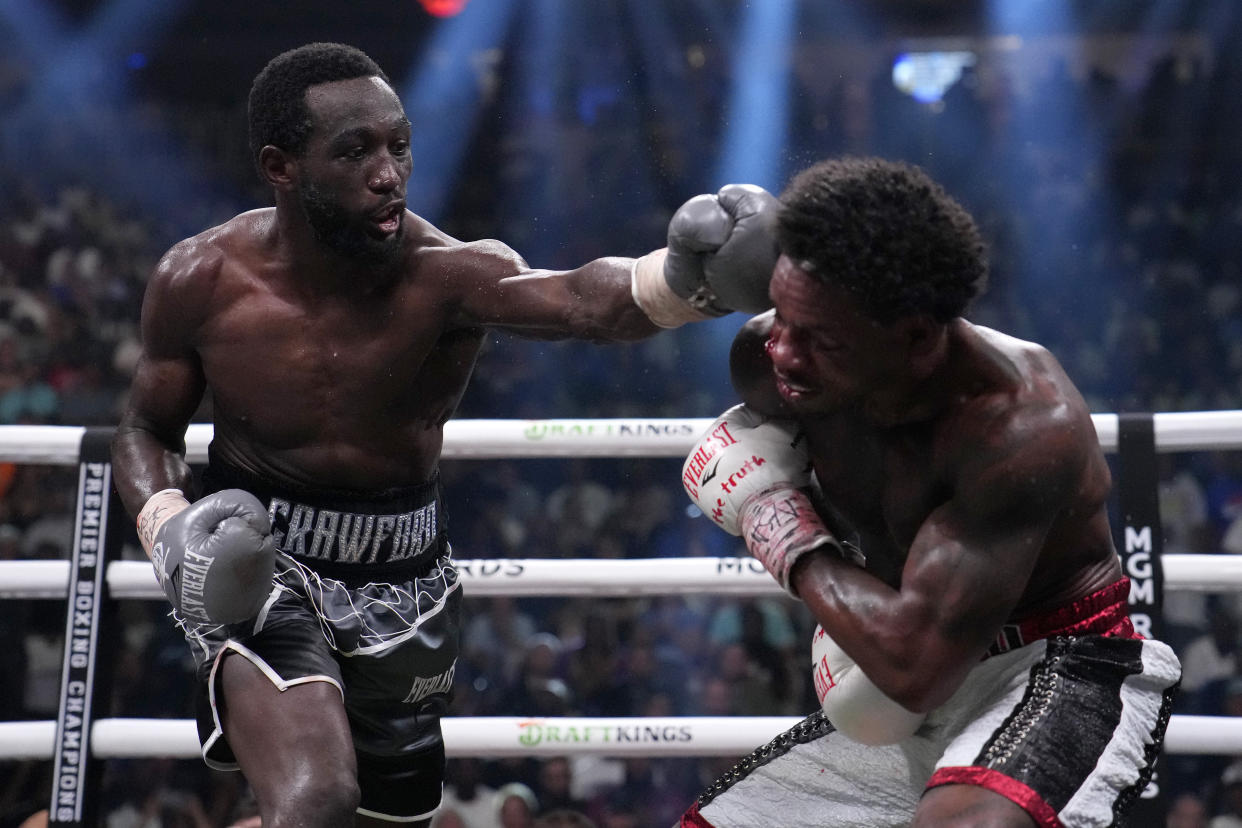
[417,0,470,18]
[402,0,518,221]
[713,0,797,191]
[891,51,977,104]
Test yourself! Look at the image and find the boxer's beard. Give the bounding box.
[298,180,402,268]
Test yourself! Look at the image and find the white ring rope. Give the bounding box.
[0,554,1237,599]
[3,410,1242,464]
[0,714,1235,761]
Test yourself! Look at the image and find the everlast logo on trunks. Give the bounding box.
[403,664,455,703]
[267,499,439,565]
[683,420,739,500]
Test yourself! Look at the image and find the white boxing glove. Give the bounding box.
[812,624,926,745]
[682,404,839,594]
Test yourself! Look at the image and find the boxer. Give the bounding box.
[112,42,778,827]
[679,157,1181,828]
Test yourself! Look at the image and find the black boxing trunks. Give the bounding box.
[179,454,461,823]
[682,577,1181,828]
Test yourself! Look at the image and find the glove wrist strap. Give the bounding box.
[137,488,190,558]
[740,486,841,597]
[631,249,713,328]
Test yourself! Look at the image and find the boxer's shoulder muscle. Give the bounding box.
[940,388,1089,527]
[420,233,567,330]
[141,219,253,356]
[409,233,524,307]
[154,209,273,290]
[415,233,526,281]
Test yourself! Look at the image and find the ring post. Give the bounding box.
[47,427,122,827]
[1116,412,1168,823]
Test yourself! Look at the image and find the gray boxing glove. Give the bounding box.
[151,489,276,625]
[663,184,781,315]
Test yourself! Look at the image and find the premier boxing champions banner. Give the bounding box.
[49,428,123,827]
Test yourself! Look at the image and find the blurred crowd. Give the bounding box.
[3,27,1242,828]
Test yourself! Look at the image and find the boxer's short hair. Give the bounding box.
[248,42,391,167]
[778,156,988,324]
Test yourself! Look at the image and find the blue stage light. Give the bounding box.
[891,51,976,104]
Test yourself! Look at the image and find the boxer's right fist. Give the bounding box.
[150,489,275,625]
[665,184,780,315]
[682,404,838,594]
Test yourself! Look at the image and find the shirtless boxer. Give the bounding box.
[110,42,778,827]
[679,157,1181,827]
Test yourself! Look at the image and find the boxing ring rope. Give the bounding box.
[3,553,1242,600]
[2,412,1241,822]
[4,410,1242,466]
[3,714,1241,761]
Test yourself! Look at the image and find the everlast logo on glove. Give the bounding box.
[177,550,216,619]
[153,539,212,621]
[683,419,740,500]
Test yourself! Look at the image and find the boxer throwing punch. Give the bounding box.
[111,42,778,828]
[680,157,1181,828]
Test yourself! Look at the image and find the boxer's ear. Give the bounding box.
[258,145,296,191]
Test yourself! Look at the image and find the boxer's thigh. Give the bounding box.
[192,587,350,775]
[926,635,1180,827]
[692,712,938,828]
[217,652,356,796]
[332,563,462,822]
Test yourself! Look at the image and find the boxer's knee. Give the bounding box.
[266,763,360,827]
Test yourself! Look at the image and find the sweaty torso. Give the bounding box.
[187,210,495,491]
[802,322,1122,620]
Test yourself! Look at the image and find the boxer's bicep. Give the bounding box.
[114,247,209,512]
[448,242,655,340]
[122,352,204,447]
[129,247,208,441]
[885,429,1078,711]
[901,432,1077,659]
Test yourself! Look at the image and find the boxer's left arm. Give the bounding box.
[112,239,210,529]
[791,411,1083,713]
[442,185,779,341]
[681,404,851,595]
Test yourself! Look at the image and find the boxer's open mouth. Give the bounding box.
[370,202,404,235]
